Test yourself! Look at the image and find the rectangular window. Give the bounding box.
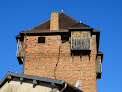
[38,37,45,43]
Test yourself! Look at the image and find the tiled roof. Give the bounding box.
[32,19,50,29]
[20,13,90,33]
[71,23,90,28]
[59,13,79,29]
[0,72,83,92]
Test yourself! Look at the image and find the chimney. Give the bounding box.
[50,12,59,30]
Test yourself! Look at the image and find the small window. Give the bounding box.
[38,37,45,43]
[61,35,69,43]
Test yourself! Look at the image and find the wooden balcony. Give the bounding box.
[16,39,23,64]
[96,56,102,78]
[71,31,91,50]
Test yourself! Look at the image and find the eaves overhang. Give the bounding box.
[68,27,93,30]
[0,72,83,92]
[97,51,104,63]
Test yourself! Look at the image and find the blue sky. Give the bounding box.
[0,0,122,92]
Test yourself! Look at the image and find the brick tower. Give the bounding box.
[16,11,103,92]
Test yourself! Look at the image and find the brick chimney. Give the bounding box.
[50,12,59,30]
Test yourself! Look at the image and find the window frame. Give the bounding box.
[38,37,45,44]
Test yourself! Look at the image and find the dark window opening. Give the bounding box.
[61,35,69,43]
[71,50,81,56]
[38,37,45,43]
[82,51,90,55]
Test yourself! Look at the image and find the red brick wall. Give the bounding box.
[22,35,97,92]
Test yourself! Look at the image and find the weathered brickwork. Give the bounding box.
[22,34,97,92]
